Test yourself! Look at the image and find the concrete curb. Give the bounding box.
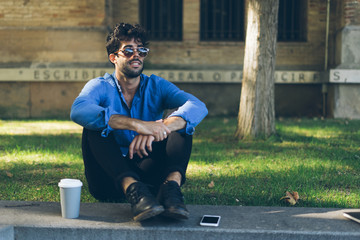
[1,201,360,240]
[0,226,14,240]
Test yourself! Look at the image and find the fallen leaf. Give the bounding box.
[208,181,215,188]
[6,171,13,178]
[280,191,299,205]
[292,191,299,201]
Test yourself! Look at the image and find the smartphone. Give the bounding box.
[343,212,360,224]
[200,215,221,227]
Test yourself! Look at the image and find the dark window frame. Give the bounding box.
[199,0,307,43]
[200,0,245,41]
[278,0,307,42]
[139,0,183,41]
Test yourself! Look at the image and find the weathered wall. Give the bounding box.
[0,0,331,68]
[0,0,108,64]
[328,0,360,119]
[0,0,353,119]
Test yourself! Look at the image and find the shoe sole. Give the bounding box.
[162,208,189,220]
[133,205,165,222]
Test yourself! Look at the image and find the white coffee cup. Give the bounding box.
[58,179,83,219]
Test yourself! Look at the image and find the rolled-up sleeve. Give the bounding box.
[169,99,208,135]
[157,76,208,135]
[70,78,114,136]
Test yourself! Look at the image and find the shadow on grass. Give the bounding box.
[0,133,82,153]
[192,118,360,169]
[0,132,93,202]
[184,118,360,208]
[1,118,360,208]
[0,159,93,202]
[183,163,360,208]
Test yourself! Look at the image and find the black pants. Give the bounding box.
[82,128,192,202]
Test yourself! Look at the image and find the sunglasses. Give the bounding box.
[115,47,150,58]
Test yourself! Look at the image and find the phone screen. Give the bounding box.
[202,216,220,223]
[200,215,221,226]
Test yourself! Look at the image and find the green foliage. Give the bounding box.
[185,117,360,207]
[1,118,360,208]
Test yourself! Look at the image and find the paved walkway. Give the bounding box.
[0,200,360,239]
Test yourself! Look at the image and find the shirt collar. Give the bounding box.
[111,72,145,94]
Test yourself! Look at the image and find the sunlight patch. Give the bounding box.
[0,121,82,135]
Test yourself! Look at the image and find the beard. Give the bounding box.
[122,60,144,78]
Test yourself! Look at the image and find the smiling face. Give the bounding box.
[110,38,147,80]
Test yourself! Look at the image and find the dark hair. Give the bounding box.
[106,23,149,56]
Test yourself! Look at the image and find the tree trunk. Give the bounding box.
[235,0,279,139]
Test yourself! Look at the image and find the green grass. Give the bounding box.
[1,118,360,208]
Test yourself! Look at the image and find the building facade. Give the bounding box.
[0,0,359,118]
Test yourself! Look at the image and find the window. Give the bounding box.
[200,0,245,41]
[139,0,183,41]
[278,0,307,42]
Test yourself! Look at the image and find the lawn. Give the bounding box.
[0,117,359,208]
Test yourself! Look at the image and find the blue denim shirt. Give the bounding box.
[70,72,208,156]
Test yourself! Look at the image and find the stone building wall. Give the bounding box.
[1,0,357,119]
[328,0,360,119]
[0,0,107,64]
[0,0,331,68]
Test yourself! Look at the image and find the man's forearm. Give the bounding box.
[164,116,186,132]
[108,114,140,131]
[109,114,171,138]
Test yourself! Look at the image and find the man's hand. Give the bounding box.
[109,115,171,142]
[109,115,186,159]
[134,120,171,141]
[129,134,155,159]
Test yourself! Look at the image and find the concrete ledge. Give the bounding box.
[1,201,360,240]
[0,225,14,240]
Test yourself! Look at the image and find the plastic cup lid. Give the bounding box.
[58,179,83,188]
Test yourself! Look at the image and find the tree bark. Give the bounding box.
[235,0,279,139]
